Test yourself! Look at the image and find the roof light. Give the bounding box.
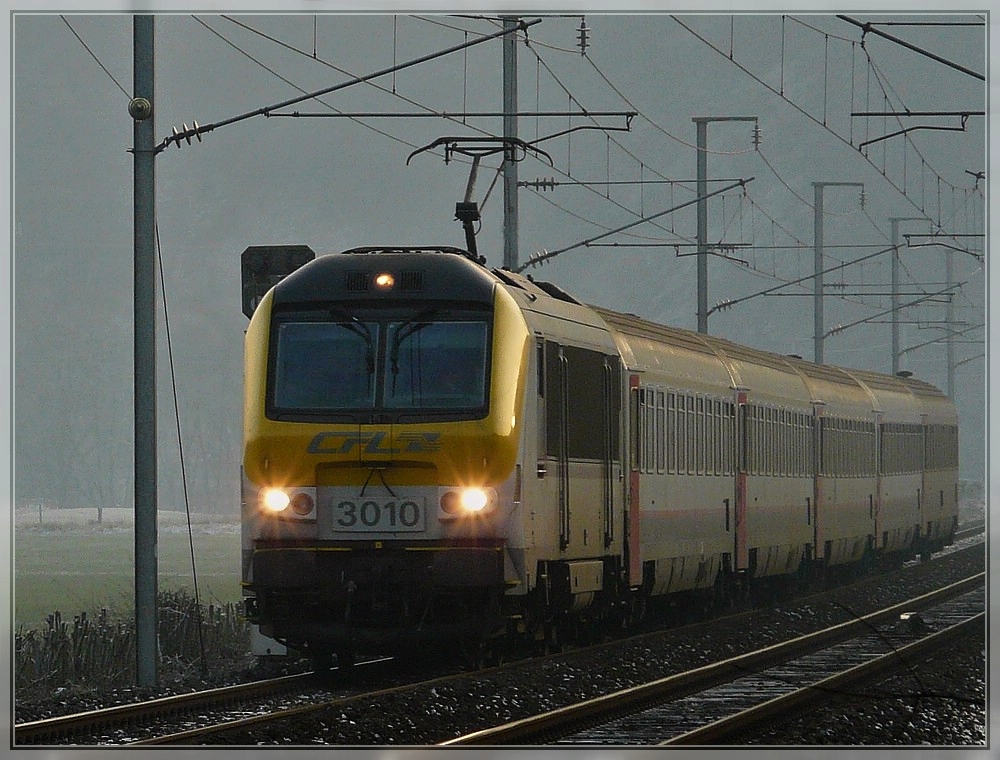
[374,272,395,291]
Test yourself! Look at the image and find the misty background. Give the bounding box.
[11,10,988,517]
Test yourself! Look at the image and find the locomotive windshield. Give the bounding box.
[269,307,491,422]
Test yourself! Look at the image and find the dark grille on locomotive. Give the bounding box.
[400,271,424,291]
[344,272,369,292]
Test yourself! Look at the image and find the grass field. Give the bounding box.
[12,508,243,630]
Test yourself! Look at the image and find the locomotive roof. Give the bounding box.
[269,247,497,307]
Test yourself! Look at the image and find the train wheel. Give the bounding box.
[461,635,487,670]
[544,621,563,654]
[336,648,356,671]
[485,641,506,668]
[312,649,335,672]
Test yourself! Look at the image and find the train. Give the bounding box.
[240,243,958,668]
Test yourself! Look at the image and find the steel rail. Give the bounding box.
[15,656,392,746]
[14,670,326,745]
[662,609,984,744]
[439,573,984,745]
[14,533,982,746]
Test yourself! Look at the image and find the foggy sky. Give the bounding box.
[8,6,989,516]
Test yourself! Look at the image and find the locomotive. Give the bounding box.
[240,244,958,667]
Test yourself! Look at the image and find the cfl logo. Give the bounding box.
[307,431,442,455]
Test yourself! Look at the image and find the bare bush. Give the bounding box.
[15,589,253,701]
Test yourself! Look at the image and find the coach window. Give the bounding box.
[772,408,780,476]
[756,406,763,475]
[686,396,696,475]
[756,407,765,475]
[799,412,808,475]
[789,412,797,476]
[780,409,788,477]
[677,395,685,475]
[793,413,800,476]
[763,407,771,475]
[643,387,656,473]
[655,389,665,473]
[693,397,702,475]
[707,399,717,475]
[776,409,784,477]
[666,392,676,474]
[804,413,812,476]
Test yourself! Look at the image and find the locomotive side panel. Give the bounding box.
[511,292,627,615]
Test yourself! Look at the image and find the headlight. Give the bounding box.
[289,492,315,516]
[460,488,489,512]
[262,488,290,513]
[439,487,496,517]
[259,487,316,517]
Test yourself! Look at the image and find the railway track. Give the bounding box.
[14,530,984,746]
[440,574,984,745]
[13,658,390,746]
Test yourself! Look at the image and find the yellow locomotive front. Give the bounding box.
[241,247,530,666]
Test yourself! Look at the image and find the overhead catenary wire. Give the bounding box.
[539,21,907,315]
[159,17,542,152]
[150,14,984,332]
[671,14,980,231]
[518,177,754,272]
[202,15,982,329]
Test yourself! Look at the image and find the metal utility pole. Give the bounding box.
[131,13,158,687]
[502,15,519,270]
[693,116,757,333]
[813,181,864,364]
[946,246,955,398]
[889,217,924,376]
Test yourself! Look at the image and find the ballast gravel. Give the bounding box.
[15,524,986,747]
[208,542,986,747]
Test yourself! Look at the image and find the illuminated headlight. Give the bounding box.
[260,488,315,517]
[439,487,496,517]
[460,488,489,512]
[262,488,290,513]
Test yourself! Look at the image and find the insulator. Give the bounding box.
[859,189,867,209]
[577,18,589,55]
[752,124,762,148]
[171,121,203,148]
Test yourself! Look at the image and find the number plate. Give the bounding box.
[326,497,427,533]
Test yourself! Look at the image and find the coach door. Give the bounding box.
[542,341,620,554]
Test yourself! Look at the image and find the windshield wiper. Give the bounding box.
[389,308,439,394]
[330,308,376,390]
